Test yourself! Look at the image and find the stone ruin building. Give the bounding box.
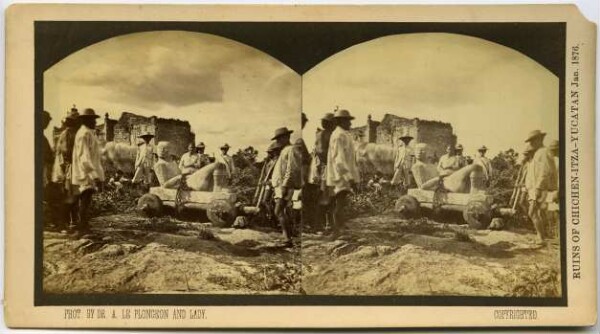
[53,109,195,157]
[350,113,457,161]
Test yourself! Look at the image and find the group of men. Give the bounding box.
[306,109,361,239]
[131,135,235,186]
[43,107,105,236]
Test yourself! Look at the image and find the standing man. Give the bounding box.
[217,143,236,179]
[524,130,558,245]
[132,131,155,187]
[179,142,201,175]
[71,108,105,235]
[474,145,493,183]
[196,142,211,168]
[270,127,299,247]
[311,112,335,230]
[326,109,360,238]
[455,144,468,168]
[52,107,80,231]
[438,144,460,176]
[391,134,414,192]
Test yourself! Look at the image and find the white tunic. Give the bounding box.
[326,127,360,194]
[72,125,105,191]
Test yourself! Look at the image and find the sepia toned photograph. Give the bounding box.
[41,30,303,295]
[4,3,597,329]
[300,33,562,297]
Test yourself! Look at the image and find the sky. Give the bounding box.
[44,31,301,158]
[302,33,559,158]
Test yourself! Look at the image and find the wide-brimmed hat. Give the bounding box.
[138,131,154,139]
[196,142,206,149]
[267,141,281,153]
[455,144,464,150]
[549,140,559,150]
[399,133,413,141]
[220,143,231,150]
[478,145,488,152]
[271,127,294,140]
[321,112,335,122]
[79,108,100,118]
[333,109,354,120]
[525,130,546,143]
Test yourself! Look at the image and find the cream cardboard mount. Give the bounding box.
[4,4,597,329]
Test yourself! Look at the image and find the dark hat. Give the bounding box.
[79,108,100,118]
[333,109,354,120]
[525,130,546,143]
[196,142,206,148]
[138,131,154,139]
[478,145,488,152]
[271,127,294,140]
[399,135,413,146]
[321,112,335,122]
[220,143,231,150]
[455,144,464,150]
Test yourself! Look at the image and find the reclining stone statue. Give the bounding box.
[411,143,487,194]
[153,141,228,191]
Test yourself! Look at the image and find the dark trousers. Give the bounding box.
[275,198,293,241]
[332,190,351,233]
[77,188,95,231]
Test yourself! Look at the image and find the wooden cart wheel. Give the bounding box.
[463,200,492,229]
[395,195,420,218]
[206,199,237,227]
[137,193,163,217]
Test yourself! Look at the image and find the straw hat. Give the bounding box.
[271,127,294,140]
[333,109,354,120]
[138,131,154,139]
[79,108,99,118]
[525,130,546,143]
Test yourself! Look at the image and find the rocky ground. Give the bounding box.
[301,215,561,297]
[43,213,301,294]
[44,209,561,297]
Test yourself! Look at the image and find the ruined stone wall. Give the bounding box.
[155,119,194,157]
[415,119,456,162]
[375,115,418,147]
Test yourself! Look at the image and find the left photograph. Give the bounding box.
[41,31,303,294]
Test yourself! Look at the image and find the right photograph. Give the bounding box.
[300,33,561,297]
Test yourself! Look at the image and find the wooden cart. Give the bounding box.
[395,188,496,229]
[137,187,241,227]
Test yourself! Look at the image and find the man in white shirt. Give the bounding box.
[132,132,155,186]
[270,127,299,247]
[71,108,105,235]
[217,143,236,180]
[391,134,414,191]
[473,145,493,183]
[179,142,201,175]
[326,109,360,238]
